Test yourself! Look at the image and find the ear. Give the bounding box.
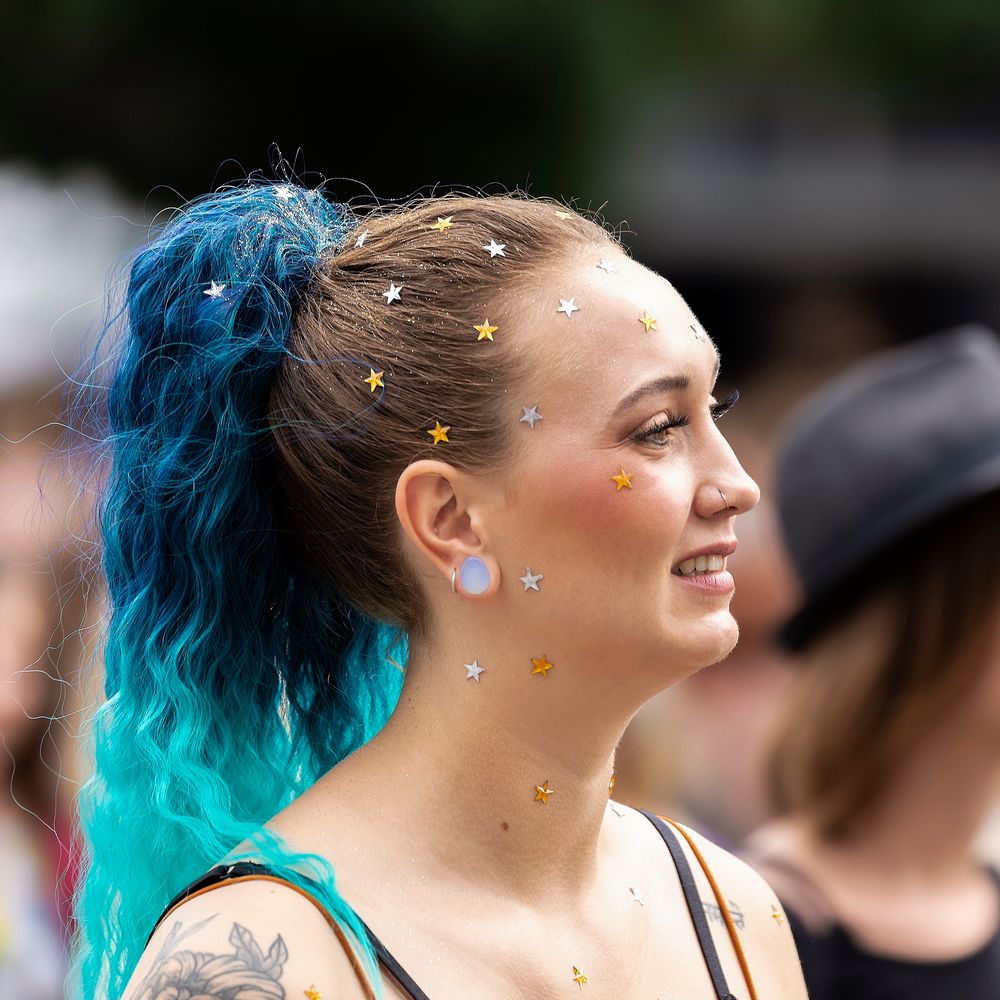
[394,459,501,598]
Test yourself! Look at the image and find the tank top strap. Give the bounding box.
[637,809,752,1000]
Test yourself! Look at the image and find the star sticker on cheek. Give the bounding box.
[534,780,554,803]
[483,239,506,258]
[557,298,579,317]
[464,659,485,681]
[639,312,657,332]
[597,259,619,274]
[519,404,543,428]
[531,654,554,677]
[612,468,633,490]
[427,421,450,445]
[430,215,455,232]
[519,567,543,591]
[363,368,385,392]
[474,319,498,341]
[383,282,403,304]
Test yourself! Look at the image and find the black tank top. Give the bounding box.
[147,808,742,999]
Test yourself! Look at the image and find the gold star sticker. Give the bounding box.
[612,468,633,490]
[771,904,785,925]
[427,421,450,445]
[638,312,657,332]
[430,215,455,232]
[534,780,554,803]
[474,319,498,341]
[363,368,384,392]
[572,966,588,988]
[304,988,322,1000]
[555,210,573,220]
[531,655,554,677]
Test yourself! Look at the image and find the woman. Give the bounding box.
[69,180,808,999]
[743,326,1000,998]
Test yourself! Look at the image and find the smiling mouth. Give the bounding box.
[673,554,728,576]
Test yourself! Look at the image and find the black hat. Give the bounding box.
[774,324,1000,651]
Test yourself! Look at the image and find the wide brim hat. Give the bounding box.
[773,324,1000,651]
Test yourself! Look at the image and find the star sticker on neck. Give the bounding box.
[203,280,226,298]
[363,368,384,392]
[531,654,554,677]
[572,966,588,988]
[771,904,785,925]
[609,801,626,817]
[555,210,573,220]
[427,420,450,445]
[520,404,543,428]
[464,659,485,682]
[629,886,645,906]
[557,298,579,317]
[612,468,633,490]
[519,567,543,591]
[474,319,498,341]
[430,215,455,232]
[355,229,370,248]
[483,239,506,258]
[534,780,554,803]
[383,282,403,304]
[597,259,619,274]
[273,184,294,201]
[639,312,657,332]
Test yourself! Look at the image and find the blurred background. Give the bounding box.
[2,1,999,995]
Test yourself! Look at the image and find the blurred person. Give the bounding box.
[743,325,1000,998]
[69,179,810,1000]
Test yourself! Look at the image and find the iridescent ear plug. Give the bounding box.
[455,555,491,595]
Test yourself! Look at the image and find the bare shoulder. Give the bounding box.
[668,819,809,1000]
[120,875,375,1000]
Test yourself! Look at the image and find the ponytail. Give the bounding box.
[68,182,402,1000]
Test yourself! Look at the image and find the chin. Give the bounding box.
[675,613,741,670]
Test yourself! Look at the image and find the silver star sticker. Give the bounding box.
[464,659,485,682]
[519,567,544,591]
[203,280,226,298]
[355,229,370,248]
[597,259,619,274]
[557,298,579,317]
[383,282,403,304]
[629,886,645,906]
[273,184,294,201]
[519,404,543,428]
[483,239,506,258]
[609,801,626,817]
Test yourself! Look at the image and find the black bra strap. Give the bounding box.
[637,809,738,1000]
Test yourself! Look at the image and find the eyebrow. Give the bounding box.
[612,347,722,420]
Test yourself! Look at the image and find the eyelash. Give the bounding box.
[632,388,741,447]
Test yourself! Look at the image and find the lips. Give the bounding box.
[672,538,738,575]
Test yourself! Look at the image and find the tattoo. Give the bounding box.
[701,898,746,930]
[131,914,289,999]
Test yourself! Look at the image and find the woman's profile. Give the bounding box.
[68,176,808,999]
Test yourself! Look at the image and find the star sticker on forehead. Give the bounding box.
[519,404,543,428]
[474,319,498,341]
[427,420,450,445]
[430,215,455,232]
[612,468,633,490]
[531,654,554,677]
[304,987,322,1000]
[639,312,657,332]
[464,659,485,682]
[534,780,554,802]
[597,259,619,274]
[557,298,579,317]
[519,567,543,591]
[629,887,645,906]
[363,368,384,392]
[383,281,403,304]
[203,280,226,298]
[483,239,506,258]
[690,322,706,343]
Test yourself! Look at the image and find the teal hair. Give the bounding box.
[67,181,404,999]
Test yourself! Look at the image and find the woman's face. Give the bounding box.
[491,251,761,687]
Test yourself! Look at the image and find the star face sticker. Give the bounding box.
[474,319,498,341]
[609,801,627,817]
[430,215,455,233]
[572,966,588,988]
[483,239,506,258]
[771,904,785,925]
[355,229,370,248]
[519,404,543,428]
[639,312,657,332]
[383,282,403,304]
[203,280,226,298]
[557,298,579,317]
[304,988,322,1000]
[690,322,706,343]
[464,659,485,682]
[597,259,619,274]
[519,567,543,591]
[629,886,645,906]
[427,420,450,445]
[612,468,633,491]
[531,655,554,677]
[534,780,554,803]
[555,210,573,220]
[273,184,294,201]
[363,368,385,392]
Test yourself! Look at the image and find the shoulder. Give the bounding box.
[120,870,376,1000]
[662,818,809,1000]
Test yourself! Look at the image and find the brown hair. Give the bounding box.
[268,193,619,640]
[766,486,1000,840]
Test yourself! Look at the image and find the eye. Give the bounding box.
[631,388,740,449]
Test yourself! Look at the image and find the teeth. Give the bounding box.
[675,554,726,576]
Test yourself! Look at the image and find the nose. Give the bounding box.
[695,438,761,519]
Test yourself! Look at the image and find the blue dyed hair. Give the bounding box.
[67,179,617,999]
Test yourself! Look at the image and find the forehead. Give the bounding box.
[518,254,719,413]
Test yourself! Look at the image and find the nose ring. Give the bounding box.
[718,488,729,509]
